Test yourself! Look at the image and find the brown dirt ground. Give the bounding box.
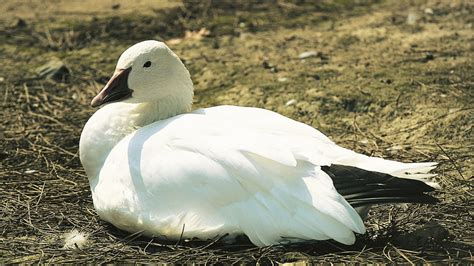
[1,0,473,263]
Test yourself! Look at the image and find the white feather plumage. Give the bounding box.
[80,41,437,247]
[63,229,89,250]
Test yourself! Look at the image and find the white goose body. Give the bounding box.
[80,41,438,246]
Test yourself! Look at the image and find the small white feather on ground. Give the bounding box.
[62,229,89,250]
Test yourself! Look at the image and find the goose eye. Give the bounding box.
[143,61,152,68]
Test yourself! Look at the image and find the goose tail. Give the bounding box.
[333,149,439,189]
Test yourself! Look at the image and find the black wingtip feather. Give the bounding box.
[348,196,439,207]
[322,164,438,207]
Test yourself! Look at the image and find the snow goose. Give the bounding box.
[79,40,438,246]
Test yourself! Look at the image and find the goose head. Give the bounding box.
[91,40,193,108]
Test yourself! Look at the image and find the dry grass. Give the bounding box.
[1,0,473,263]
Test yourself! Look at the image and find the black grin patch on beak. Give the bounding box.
[101,84,133,104]
[91,67,133,107]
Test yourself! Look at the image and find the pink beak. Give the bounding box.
[91,67,133,107]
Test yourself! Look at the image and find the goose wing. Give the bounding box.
[101,107,365,246]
